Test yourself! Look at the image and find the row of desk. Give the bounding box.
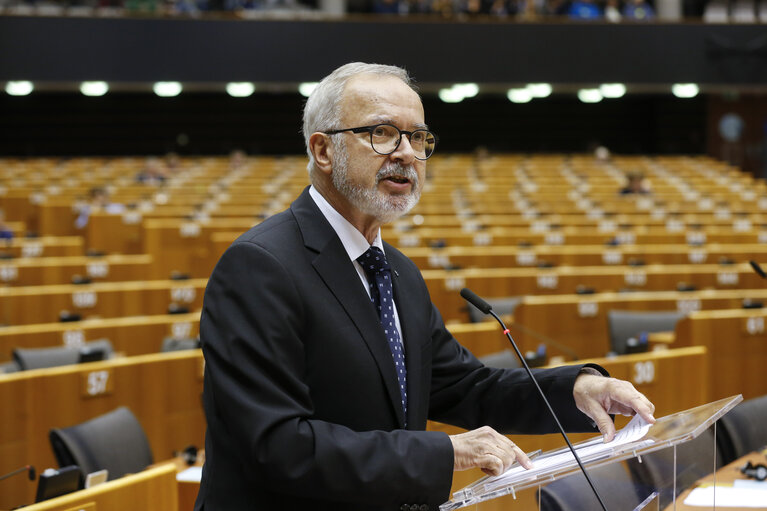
[0,346,706,511]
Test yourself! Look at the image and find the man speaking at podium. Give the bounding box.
[196,62,655,511]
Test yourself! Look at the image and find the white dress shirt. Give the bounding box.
[309,186,405,344]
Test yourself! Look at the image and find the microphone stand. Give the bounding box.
[461,288,609,511]
[0,465,35,482]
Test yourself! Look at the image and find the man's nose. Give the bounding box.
[389,134,416,165]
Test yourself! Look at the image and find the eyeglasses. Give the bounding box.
[323,123,438,161]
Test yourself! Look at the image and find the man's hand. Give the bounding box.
[449,426,533,476]
[573,372,656,443]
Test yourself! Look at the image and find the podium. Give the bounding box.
[441,395,743,510]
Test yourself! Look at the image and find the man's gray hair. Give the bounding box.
[302,62,415,176]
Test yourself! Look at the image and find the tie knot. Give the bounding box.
[357,246,390,275]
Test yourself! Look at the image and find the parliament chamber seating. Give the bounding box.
[2,153,767,510]
[0,351,205,510]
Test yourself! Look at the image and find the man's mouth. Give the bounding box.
[384,175,410,185]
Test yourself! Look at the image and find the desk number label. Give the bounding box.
[0,265,18,282]
[170,287,196,303]
[83,370,112,397]
[633,361,655,385]
[172,322,193,339]
[62,329,85,348]
[536,274,558,289]
[745,316,766,335]
[444,276,465,291]
[577,301,598,317]
[72,291,97,308]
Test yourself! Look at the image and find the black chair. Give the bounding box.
[49,407,154,481]
[0,360,20,373]
[716,394,767,465]
[161,336,200,352]
[466,296,521,323]
[606,310,685,355]
[13,340,114,371]
[627,427,721,509]
[13,346,80,370]
[539,461,642,511]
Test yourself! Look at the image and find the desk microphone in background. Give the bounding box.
[505,320,579,362]
[0,464,36,483]
[750,260,767,279]
[460,287,610,511]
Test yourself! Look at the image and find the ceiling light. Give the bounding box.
[454,83,479,98]
[578,88,603,103]
[5,81,33,96]
[672,83,699,98]
[80,81,109,97]
[526,83,552,98]
[226,82,255,97]
[438,88,464,103]
[507,88,533,103]
[298,82,318,97]
[600,83,626,98]
[153,81,182,97]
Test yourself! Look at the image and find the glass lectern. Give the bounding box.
[440,395,743,510]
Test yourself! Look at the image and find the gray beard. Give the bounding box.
[331,138,421,224]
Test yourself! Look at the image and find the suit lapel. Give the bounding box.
[291,188,406,428]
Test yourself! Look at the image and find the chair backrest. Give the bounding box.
[717,394,767,465]
[0,360,20,373]
[607,310,685,355]
[466,297,521,323]
[540,461,642,511]
[79,339,115,362]
[12,340,114,371]
[13,346,80,371]
[627,427,721,509]
[161,336,200,352]
[49,407,154,480]
[478,349,520,369]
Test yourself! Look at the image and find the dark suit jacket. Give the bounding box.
[195,187,601,511]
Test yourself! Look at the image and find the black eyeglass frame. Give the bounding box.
[323,123,438,160]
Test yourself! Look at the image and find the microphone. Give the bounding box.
[460,287,610,511]
[0,465,36,482]
[750,260,766,279]
[460,289,579,360]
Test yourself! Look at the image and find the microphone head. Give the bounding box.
[750,260,767,279]
[28,465,36,481]
[460,288,492,314]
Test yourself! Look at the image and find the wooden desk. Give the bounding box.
[0,236,83,258]
[0,279,206,326]
[675,309,767,401]
[667,450,767,510]
[423,264,762,324]
[0,312,201,362]
[0,254,152,286]
[512,288,767,359]
[16,464,178,511]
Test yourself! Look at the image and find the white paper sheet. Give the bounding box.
[683,484,767,508]
[480,413,654,493]
[176,466,203,482]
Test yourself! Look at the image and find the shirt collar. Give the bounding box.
[309,185,384,261]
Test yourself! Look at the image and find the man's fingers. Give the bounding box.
[509,444,533,470]
[478,453,504,476]
[450,427,534,474]
[582,400,617,442]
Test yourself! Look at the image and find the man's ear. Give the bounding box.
[309,132,333,175]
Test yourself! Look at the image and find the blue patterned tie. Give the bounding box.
[357,246,407,423]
